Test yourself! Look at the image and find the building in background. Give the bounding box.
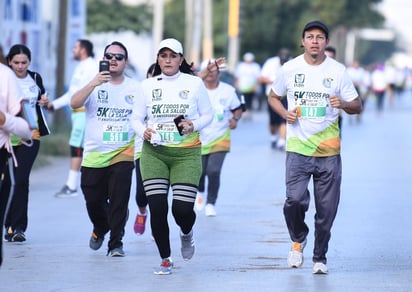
[0,0,86,105]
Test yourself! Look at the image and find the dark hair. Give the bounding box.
[325,46,336,55]
[278,48,291,65]
[146,63,156,78]
[104,41,128,60]
[6,44,31,63]
[79,39,94,58]
[151,56,195,77]
[302,20,329,39]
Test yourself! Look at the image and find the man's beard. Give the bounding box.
[310,53,319,59]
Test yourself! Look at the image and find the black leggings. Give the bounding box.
[144,178,196,259]
[134,158,147,209]
[198,152,227,205]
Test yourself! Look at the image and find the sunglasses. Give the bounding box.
[104,53,125,61]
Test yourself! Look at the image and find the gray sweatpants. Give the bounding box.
[284,152,342,264]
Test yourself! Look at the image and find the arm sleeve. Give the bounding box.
[130,88,147,139]
[193,83,214,131]
[1,113,33,140]
[52,92,71,110]
[271,66,287,97]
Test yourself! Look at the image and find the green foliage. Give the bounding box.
[239,0,386,64]
[39,131,70,157]
[87,0,152,33]
[86,0,389,66]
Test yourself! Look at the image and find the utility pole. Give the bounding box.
[202,0,213,62]
[152,0,164,60]
[55,0,68,126]
[185,0,202,66]
[227,0,240,71]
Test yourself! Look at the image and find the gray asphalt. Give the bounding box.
[0,91,411,292]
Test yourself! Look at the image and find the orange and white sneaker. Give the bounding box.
[287,239,307,268]
[194,192,205,211]
[154,257,174,275]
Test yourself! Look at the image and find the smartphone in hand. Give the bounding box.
[99,60,110,72]
[173,115,185,136]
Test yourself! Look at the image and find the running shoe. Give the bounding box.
[108,247,125,257]
[11,230,26,242]
[313,262,328,274]
[133,213,147,235]
[89,232,104,250]
[287,239,307,268]
[194,192,205,211]
[205,203,216,217]
[154,257,173,275]
[54,185,78,198]
[180,230,195,260]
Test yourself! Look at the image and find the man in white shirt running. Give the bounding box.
[268,20,362,275]
[48,39,97,198]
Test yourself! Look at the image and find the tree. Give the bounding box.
[86,0,152,34]
[238,0,386,64]
[86,0,389,66]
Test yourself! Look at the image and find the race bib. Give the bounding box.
[102,124,129,144]
[296,96,327,118]
[152,122,183,144]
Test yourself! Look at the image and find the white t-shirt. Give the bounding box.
[53,57,98,110]
[82,76,143,167]
[18,75,39,122]
[234,61,261,93]
[271,54,358,157]
[131,71,213,148]
[200,81,241,154]
[261,56,282,95]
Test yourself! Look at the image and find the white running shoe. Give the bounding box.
[287,239,307,268]
[312,262,328,274]
[194,192,205,211]
[205,204,216,217]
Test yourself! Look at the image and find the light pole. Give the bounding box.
[227,0,240,71]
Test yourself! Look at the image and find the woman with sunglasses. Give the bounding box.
[131,38,214,275]
[71,41,143,257]
[2,44,50,243]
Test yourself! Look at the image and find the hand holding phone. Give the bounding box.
[173,115,185,136]
[99,60,110,72]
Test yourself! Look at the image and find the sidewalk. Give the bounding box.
[0,91,411,291]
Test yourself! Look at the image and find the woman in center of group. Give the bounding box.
[131,38,213,275]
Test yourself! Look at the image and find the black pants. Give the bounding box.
[3,140,40,232]
[0,147,9,266]
[81,161,134,251]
